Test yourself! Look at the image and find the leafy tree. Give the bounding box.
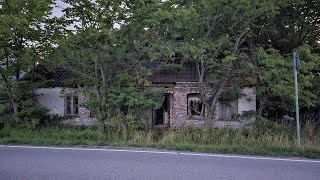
[58,0,162,132]
[117,0,290,127]
[249,0,320,117]
[0,0,60,124]
[251,0,320,54]
[132,0,280,126]
[255,45,319,117]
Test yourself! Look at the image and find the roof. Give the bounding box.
[31,60,256,88]
[28,62,79,88]
[150,62,199,84]
[46,66,78,87]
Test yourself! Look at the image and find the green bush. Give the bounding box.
[15,100,48,129]
[251,117,284,133]
[0,103,12,124]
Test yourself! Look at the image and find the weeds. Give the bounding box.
[0,120,319,158]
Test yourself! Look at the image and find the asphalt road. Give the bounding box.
[0,145,319,180]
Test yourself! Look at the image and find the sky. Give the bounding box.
[51,0,68,18]
[50,0,120,29]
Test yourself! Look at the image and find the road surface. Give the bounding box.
[0,145,319,180]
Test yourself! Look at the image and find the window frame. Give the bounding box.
[64,94,79,116]
[187,93,204,118]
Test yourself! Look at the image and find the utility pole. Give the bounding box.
[293,50,301,148]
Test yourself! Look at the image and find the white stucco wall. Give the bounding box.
[35,87,65,116]
[238,87,256,114]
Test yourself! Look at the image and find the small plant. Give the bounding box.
[240,110,256,120]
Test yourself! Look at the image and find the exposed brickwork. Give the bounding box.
[157,83,256,129]
[171,83,207,128]
[56,85,255,128]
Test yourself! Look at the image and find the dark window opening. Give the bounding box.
[153,95,170,126]
[188,93,204,116]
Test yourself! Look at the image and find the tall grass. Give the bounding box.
[0,119,319,158]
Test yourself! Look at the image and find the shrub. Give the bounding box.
[251,117,284,134]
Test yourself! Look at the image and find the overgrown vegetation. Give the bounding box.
[0,0,319,157]
[1,118,319,158]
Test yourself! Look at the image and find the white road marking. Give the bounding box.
[0,145,178,155]
[1,145,320,163]
[179,152,320,163]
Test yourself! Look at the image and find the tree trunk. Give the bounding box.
[196,62,210,126]
[93,58,106,132]
[99,63,108,132]
[205,106,213,127]
[258,96,268,117]
[94,58,100,99]
[8,94,18,113]
[5,89,19,122]
[0,71,19,122]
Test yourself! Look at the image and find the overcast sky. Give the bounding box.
[50,0,120,29]
[51,0,68,18]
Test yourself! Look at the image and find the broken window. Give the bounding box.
[65,94,78,116]
[153,95,170,127]
[219,100,238,120]
[187,93,204,116]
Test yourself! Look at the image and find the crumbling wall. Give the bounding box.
[35,87,96,126]
[35,87,65,116]
[169,84,256,129]
[171,82,207,128]
[238,87,256,115]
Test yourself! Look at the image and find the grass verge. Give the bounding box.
[0,123,319,159]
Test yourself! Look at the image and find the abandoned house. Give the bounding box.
[33,65,96,126]
[147,62,256,128]
[34,62,256,128]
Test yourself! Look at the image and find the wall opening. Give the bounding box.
[187,93,204,117]
[153,95,170,127]
[218,100,238,121]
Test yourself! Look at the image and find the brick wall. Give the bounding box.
[167,83,256,128]
[171,82,207,128]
